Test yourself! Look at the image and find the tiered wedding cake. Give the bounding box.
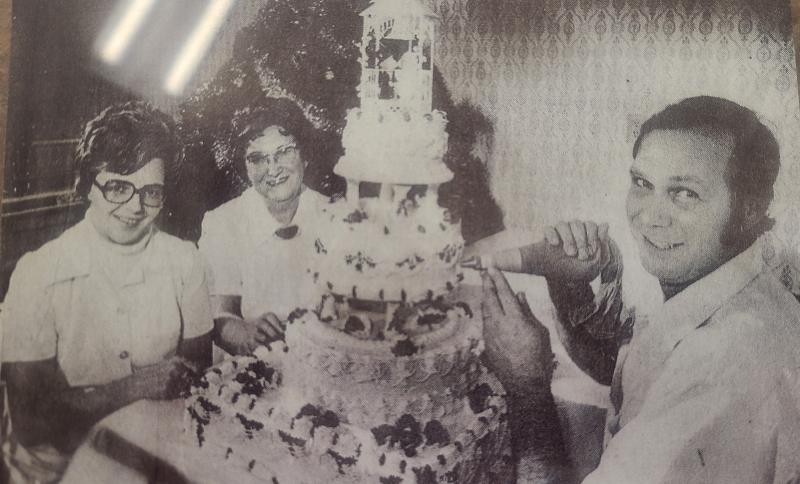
[185,1,512,482]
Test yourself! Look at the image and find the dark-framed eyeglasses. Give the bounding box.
[93,179,166,208]
[245,144,299,167]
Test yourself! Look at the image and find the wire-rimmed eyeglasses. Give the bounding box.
[245,144,299,167]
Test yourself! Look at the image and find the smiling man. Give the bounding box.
[480,96,800,483]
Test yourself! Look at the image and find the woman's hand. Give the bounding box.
[128,357,196,400]
[543,220,611,282]
[481,266,555,398]
[218,313,285,355]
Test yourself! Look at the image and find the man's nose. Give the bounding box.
[636,195,671,227]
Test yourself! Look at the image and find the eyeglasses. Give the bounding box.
[245,145,299,167]
[93,179,166,208]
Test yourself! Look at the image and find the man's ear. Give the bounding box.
[741,198,762,232]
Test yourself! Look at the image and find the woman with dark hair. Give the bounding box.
[1,102,213,483]
[198,98,329,357]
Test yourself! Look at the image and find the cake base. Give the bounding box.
[185,295,516,483]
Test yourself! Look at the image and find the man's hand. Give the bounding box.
[481,266,555,397]
[543,220,611,282]
[218,313,285,355]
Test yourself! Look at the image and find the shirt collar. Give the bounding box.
[53,217,163,285]
[53,219,94,282]
[244,186,317,245]
[647,236,776,352]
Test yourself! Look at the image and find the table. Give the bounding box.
[62,399,280,484]
[63,230,611,483]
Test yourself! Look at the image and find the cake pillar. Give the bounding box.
[346,179,360,207]
[384,302,400,335]
[394,185,411,202]
[425,184,439,206]
[379,183,394,204]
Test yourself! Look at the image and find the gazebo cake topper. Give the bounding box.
[359,0,437,113]
[334,0,451,186]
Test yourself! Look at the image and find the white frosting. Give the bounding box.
[313,195,464,303]
[186,354,512,484]
[280,306,483,430]
[335,108,453,185]
[181,25,516,480]
[184,307,514,483]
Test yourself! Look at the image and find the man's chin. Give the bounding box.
[640,256,689,284]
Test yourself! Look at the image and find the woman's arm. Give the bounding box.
[2,357,185,453]
[211,295,284,355]
[178,332,213,372]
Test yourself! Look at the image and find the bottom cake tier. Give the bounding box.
[185,345,515,483]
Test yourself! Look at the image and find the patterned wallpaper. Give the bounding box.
[431,0,800,308]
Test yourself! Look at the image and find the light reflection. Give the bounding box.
[164,0,234,95]
[98,0,157,64]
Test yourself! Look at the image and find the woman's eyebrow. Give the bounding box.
[275,142,296,151]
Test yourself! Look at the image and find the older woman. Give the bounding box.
[1,102,213,483]
[199,98,329,356]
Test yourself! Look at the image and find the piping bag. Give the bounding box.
[461,238,609,281]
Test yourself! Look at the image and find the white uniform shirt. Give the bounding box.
[583,237,800,483]
[198,187,326,321]
[0,219,213,386]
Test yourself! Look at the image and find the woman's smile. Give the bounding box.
[263,174,290,187]
[246,126,306,203]
[113,214,146,227]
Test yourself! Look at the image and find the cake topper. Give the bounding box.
[359,0,437,114]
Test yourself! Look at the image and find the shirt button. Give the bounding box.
[119,351,130,359]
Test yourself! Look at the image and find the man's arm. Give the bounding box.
[481,267,576,483]
[510,387,576,483]
[543,223,632,385]
[546,279,630,385]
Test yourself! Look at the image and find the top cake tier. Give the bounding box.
[334,107,453,185]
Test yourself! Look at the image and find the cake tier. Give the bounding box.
[314,292,473,340]
[186,354,513,484]
[313,196,464,303]
[335,108,452,184]
[281,301,483,430]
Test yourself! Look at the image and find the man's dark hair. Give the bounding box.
[633,95,780,247]
[75,101,181,198]
[231,98,315,179]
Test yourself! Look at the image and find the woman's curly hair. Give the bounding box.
[74,101,181,198]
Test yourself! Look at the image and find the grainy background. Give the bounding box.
[0,0,799,311]
[0,0,10,217]
[0,0,798,194]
